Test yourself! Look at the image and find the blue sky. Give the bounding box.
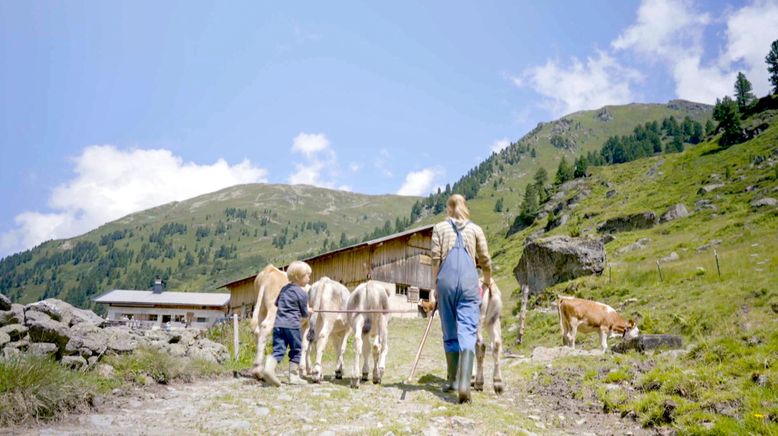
[1,0,777,258]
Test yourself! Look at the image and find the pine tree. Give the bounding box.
[734,72,756,112]
[767,39,778,95]
[713,96,742,147]
[573,156,588,178]
[518,184,539,225]
[705,119,716,136]
[493,197,504,213]
[554,157,574,185]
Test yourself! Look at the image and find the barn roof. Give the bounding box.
[93,290,230,307]
[219,224,435,289]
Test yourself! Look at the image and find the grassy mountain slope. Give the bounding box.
[0,184,419,309]
[417,100,712,274]
[487,99,777,433]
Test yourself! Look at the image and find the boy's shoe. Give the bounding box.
[456,350,475,403]
[262,356,281,387]
[289,362,306,385]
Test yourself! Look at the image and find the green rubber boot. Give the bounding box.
[261,356,281,387]
[456,350,475,403]
[443,352,459,392]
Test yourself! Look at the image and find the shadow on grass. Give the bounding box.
[385,373,458,403]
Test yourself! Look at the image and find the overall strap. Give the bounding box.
[448,219,469,248]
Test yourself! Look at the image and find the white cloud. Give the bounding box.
[612,0,778,103]
[612,0,709,58]
[490,138,510,153]
[291,133,330,158]
[374,148,393,178]
[0,145,267,257]
[397,167,442,196]
[721,0,778,96]
[348,162,361,172]
[288,132,346,189]
[520,52,643,116]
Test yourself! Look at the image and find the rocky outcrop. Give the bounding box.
[0,296,229,367]
[613,334,683,353]
[597,212,657,233]
[616,238,651,254]
[513,236,606,294]
[0,293,11,311]
[751,197,777,207]
[660,204,689,223]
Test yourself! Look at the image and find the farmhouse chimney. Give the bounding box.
[152,276,165,294]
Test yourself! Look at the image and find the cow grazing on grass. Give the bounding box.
[557,295,639,352]
[249,265,290,380]
[474,278,504,394]
[304,277,352,383]
[348,280,391,388]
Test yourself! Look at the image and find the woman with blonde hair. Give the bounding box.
[430,194,492,403]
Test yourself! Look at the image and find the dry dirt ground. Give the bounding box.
[11,318,649,435]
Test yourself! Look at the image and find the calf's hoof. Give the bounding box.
[473,382,484,392]
[494,380,504,395]
[334,369,343,380]
[372,368,384,384]
[350,378,359,389]
[360,372,369,382]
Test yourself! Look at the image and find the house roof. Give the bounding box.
[218,224,435,289]
[93,290,230,307]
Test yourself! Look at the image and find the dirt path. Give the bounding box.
[13,318,649,435]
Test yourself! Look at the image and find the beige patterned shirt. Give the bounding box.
[431,219,492,274]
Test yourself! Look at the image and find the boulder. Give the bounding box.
[96,363,116,378]
[104,328,138,354]
[61,355,87,370]
[27,316,72,349]
[698,183,725,194]
[0,331,9,348]
[695,199,717,211]
[660,204,689,223]
[750,197,777,208]
[597,212,657,233]
[28,342,59,357]
[0,293,10,311]
[617,238,651,254]
[0,324,28,341]
[66,322,109,355]
[613,334,683,353]
[0,304,25,327]
[660,252,680,263]
[3,347,20,359]
[25,299,105,327]
[513,236,606,295]
[187,339,229,364]
[24,309,51,325]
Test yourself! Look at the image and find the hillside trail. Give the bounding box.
[15,318,649,435]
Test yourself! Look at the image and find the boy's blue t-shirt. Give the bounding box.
[274,283,309,329]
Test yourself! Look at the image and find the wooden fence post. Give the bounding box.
[714,249,721,278]
[656,260,664,282]
[233,313,239,362]
[517,285,530,345]
[608,265,612,283]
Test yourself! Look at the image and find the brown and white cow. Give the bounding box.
[303,277,352,383]
[557,295,639,352]
[348,280,391,388]
[474,278,503,394]
[249,265,290,379]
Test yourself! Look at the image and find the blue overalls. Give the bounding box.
[437,220,481,353]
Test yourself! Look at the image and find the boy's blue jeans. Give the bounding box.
[271,326,302,364]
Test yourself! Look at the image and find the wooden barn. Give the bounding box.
[222,224,435,318]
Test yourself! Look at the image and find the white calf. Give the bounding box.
[304,277,352,382]
[474,279,504,394]
[348,280,391,388]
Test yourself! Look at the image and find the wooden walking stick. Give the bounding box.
[405,304,437,384]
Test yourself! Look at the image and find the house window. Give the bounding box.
[148,314,158,321]
[396,284,409,296]
[173,314,185,323]
[196,317,208,323]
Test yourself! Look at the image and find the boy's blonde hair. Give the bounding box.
[446,194,470,221]
[287,260,312,282]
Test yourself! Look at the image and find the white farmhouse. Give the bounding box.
[94,279,230,330]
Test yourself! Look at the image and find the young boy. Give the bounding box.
[262,260,311,386]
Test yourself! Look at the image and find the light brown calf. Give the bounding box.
[249,265,290,379]
[557,295,639,352]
